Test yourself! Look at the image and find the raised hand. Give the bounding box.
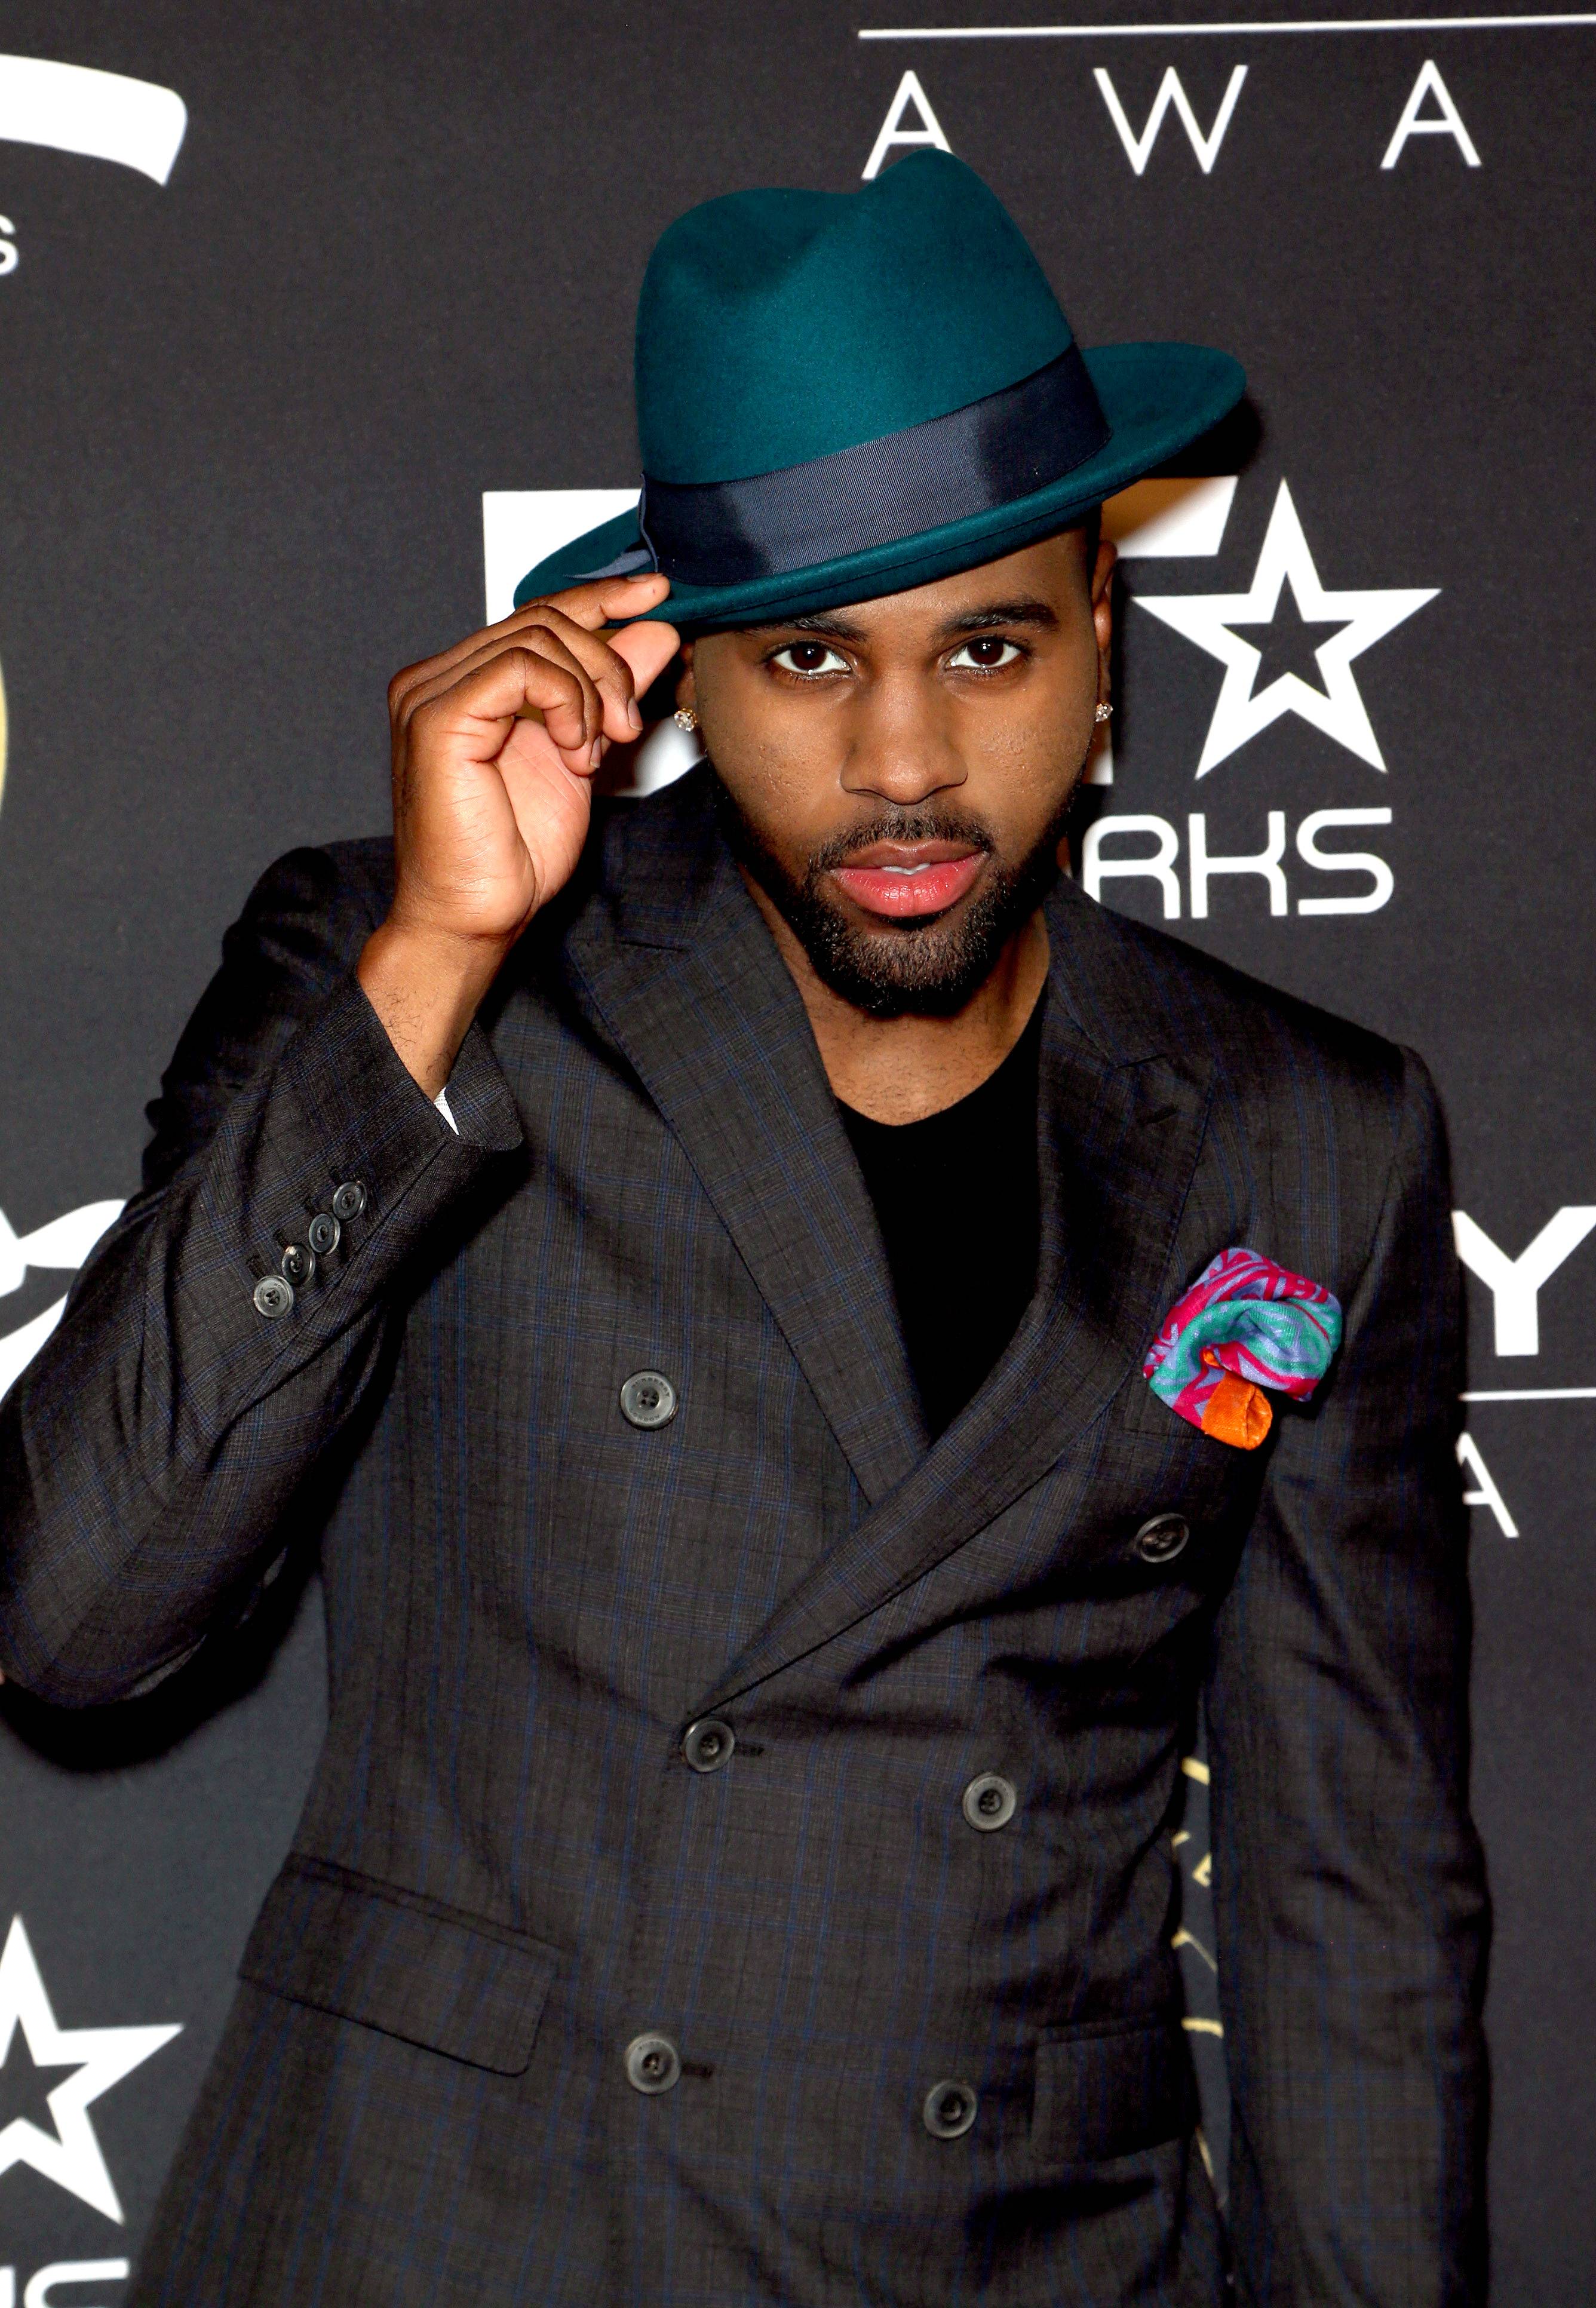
[358,573,679,1095]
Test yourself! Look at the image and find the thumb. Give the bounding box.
[610,617,683,703]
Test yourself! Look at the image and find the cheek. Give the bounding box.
[702,672,841,811]
[702,703,845,868]
[962,686,1093,814]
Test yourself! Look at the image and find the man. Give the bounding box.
[0,152,1484,2305]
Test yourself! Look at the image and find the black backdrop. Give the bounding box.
[1,6,1592,2300]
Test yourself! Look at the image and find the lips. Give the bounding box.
[828,843,986,920]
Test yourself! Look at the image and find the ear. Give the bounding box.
[1092,536,1116,680]
[674,638,698,711]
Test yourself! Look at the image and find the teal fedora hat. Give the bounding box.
[515,150,1244,633]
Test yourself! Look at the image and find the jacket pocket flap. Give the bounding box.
[1032,2011,1195,2163]
[240,1856,558,2076]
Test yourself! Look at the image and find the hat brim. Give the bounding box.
[514,343,1244,633]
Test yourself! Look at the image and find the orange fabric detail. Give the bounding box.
[1199,1371,1272,1450]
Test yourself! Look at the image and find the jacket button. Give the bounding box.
[252,1275,294,1319]
[1133,1513,1190,1566]
[625,2033,682,2095]
[962,1773,1017,1832]
[307,1211,341,1257]
[922,2079,978,2140]
[682,1718,735,1773]
[619,1370,677,1429]
[331,1181,367,1221]
[280,1243,315,1288]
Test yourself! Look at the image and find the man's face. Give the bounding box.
[681,529,1114,1018]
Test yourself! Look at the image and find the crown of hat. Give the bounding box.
[635,152,1076,487]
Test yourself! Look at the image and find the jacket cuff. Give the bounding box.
[176,972,523,1391]
[276,972,523,1184]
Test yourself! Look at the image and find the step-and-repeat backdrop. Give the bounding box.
[1,5,1590,2300]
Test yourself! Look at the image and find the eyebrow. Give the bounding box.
[745,610,871,640]
[940,599,1060,637]
[744,597,1061,643]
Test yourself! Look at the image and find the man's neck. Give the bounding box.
[741,870,1050,1125]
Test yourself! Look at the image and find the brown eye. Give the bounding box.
[771,641,849,677]
[947,637,1023,672]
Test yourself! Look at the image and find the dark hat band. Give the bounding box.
[637,344,1109,589]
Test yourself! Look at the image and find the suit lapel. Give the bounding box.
[564,777,926,1507]
[562,781,1214,1705]
[697,874,1214,1710]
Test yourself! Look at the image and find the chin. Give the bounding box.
[805,902,1020,1020]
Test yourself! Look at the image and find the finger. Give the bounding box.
[507,612,683,750]
[515,568,671,636]
[408,644,601,776]
[402,627,605,762]
[511,606,655,740]
[413,610,683,753]
[494,623,607,751]
[609,617,683,704]
[388,572,670,718]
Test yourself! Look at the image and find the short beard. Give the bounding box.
[710,772,1072,1020]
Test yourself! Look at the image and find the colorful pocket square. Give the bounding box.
[1143,1247,1343,1450]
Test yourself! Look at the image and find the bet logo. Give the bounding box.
[1132,480,1438,778]
[0,1916,180,2222]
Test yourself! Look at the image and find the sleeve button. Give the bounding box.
[331,1181,367,1221]
[280,1243,315,1287]
[307,1211,341,1257]
[253,1275,294,1319]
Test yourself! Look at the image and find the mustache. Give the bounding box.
[807,810,998,876]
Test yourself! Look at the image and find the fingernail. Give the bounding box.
[590,739,603,769]
[627,698,642,731]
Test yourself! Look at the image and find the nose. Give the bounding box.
[839,668,966,807]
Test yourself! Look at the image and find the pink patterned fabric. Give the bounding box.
[1143,1247,1342,1445]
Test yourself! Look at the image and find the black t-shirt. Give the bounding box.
[839,999,1043,1438]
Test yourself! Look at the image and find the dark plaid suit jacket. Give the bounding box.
[0,767,1485,2307]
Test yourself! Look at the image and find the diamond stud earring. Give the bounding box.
[674,705,699,733]
[1094,701,1113,724]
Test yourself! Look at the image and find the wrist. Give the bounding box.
[370,913,515,997]
[357,917,512,1100]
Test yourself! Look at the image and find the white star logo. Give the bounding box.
[1135,480,1438,777]
[0,1916,180,2221]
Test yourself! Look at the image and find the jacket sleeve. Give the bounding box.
[0,843,524,1706]
[1205,1048,1488,2307]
